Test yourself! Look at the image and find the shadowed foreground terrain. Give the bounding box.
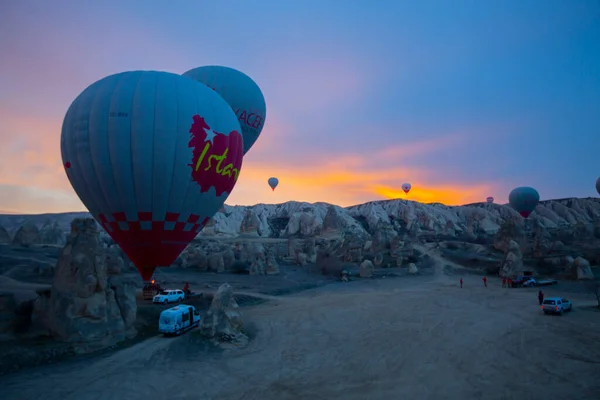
[2,266,599,400]
[1,197,600,399]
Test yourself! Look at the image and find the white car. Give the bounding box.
[153,289,185,304]
[522,277,537,287]
[541,297,572,315]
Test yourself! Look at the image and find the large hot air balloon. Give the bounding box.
[268,177,279,191]
[61,71,244,282]
[486,197,494,203]
[182,66,266,155]
[402,183,412,194]
[596,177,600,195]
[508,187,540,218]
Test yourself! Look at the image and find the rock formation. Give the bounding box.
[33,218,137,352]
[181,246,209,271]
[0,197,598,283]
[0,293,16,335]
[499,240,523,277]
[359,260,374,278]
[494,219,524,253]
[201,283,247,345]
[407,263,419,275]
[12,221,39,247]
[37,220,66,245]
[1,198,599,243]
[573,257,594,280]
[240,209,261,236]
[532,220,553,257]
[0,225,10,244]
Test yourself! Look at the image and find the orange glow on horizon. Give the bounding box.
[373,184,494,206]
[0,105,499,213]
[225,161,496,207]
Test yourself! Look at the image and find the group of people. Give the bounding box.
[457,276,545,305]
[458,276,488,288]
[458,276,526,289]
[501,277,513,288]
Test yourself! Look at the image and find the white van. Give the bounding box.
[158,305,201,336]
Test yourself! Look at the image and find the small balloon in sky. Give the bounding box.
[61,70,243,282]
[402,183,412,194]
[486,196,494,203]
[268,177,279,191]
[182,65,266,155]
[508,186,540,218]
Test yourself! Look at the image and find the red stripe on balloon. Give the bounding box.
[97,212,211,281]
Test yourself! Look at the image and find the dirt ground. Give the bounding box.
[1,259,599,400]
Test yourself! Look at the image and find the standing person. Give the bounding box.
[538,289,544,305]
[502,277,506,288]
[460,278,463,288]
[507,277,512,288]
[483,276,487,287]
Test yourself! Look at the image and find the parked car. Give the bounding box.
[153,289,185,304]
[158,305,201,336]
[536,279,558,286]
[541,297,572,315]
[522,277,537,287]
[511,275,531,287]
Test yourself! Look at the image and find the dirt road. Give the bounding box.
[2,272,600,400]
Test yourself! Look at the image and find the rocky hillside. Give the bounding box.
[1,199,597,371]
[0,198,599,243]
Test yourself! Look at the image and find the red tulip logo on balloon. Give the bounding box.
[188,114,243,196]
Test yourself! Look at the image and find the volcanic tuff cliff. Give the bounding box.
[0,198,599,241]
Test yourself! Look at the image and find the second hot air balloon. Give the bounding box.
[268,177,279,191]
[508,187,540,218]
[402,183,412,194]
[183,66,266,155]
[61,71,244,282]
[486,197,494,203]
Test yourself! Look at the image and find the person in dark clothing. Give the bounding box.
[482,276,487,287]
[460,278,463,288]
[538,290,544,305]
[502,277,506,288]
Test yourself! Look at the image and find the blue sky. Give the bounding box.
[0,0,599,213]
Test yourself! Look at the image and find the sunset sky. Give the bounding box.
[1,0,599,214]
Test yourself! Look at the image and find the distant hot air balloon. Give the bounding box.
[402,183,412,194]
[508,187,540,218]
[182,66,266,155]
[61,71,244,282]
[596,177,600,195]
[486,197,494,203]
[268,177,279,191]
